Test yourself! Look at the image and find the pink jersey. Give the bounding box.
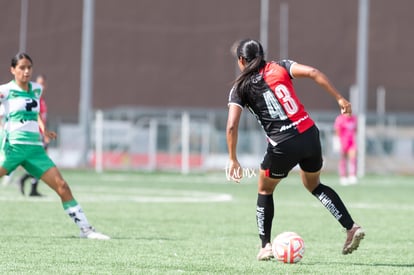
[334,114,357,152]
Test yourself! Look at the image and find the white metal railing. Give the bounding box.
[48,109,414,175]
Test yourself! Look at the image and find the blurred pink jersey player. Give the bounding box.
[334,114,357,185]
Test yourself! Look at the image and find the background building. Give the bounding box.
[0,0,413,173]
[1,0,413,117]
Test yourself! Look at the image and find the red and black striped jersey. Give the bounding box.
[228,60,315,146]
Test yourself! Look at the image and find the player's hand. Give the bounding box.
[44,130,57,140]
[227,159,243,183]
[43,135,51,144]
[338,98,352,115]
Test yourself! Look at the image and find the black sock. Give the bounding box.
[30,179,39,193]
[20,173,32,184]
[312,183,354,230]
[256,194,274,248]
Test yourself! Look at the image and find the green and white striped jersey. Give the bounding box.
[0,80,43,146]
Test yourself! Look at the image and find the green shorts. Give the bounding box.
[0,142,55,179]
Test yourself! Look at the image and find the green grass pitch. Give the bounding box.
[0,170,413,274]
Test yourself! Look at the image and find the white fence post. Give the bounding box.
[181,112,190,174]
[95,110,103,173]
[148,119,157,171]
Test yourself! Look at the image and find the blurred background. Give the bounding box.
[0,0,413,175]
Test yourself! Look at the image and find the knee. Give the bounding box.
[0,168,8,177]
[258,188,273,195]
[302,177,320,192]
[55,179,71,195]
[258,176,279,195]
[304,181,319,193]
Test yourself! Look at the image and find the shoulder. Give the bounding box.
[335,114,345,122]
[0,80,14,90]
[31,81,43,91]
[228,86,244,108]
[334,115,344,126]
[276,59,297,67]
[273,60,297,78]
[262,61,295,81]
[31,81,43,98]
[0,81,13,99]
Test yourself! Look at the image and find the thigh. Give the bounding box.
[258,169,281,194]
[261,126,323,178]
[298,126,323,173]
[40,166,63,187]
[40,166,73,201]
[22,145,55,179]
[0,142,26,175]
[260,142,299,179]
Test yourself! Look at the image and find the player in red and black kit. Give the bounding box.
[226,39,365,260]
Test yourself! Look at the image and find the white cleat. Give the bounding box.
[80,226,110,240]
[339,177,349,186]
[348,176,358,185]
[257,243,274,261]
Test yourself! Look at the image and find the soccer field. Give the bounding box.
[0,170,413,274]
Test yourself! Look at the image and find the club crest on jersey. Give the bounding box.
[34,89,41,97]
[251,74,262,83]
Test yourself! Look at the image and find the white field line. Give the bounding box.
[73,174,241,185]
[0,192,412,211]
[0,188,233,203]
[76,190,233,203]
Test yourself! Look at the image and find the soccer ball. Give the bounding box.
[272,232,305,263]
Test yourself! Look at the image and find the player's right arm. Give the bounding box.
[226,103,243,183]
[0,84,9,103]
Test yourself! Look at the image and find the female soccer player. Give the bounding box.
[334,113,358,185]
[0,53,109,240]
[226,39,364,260]
[19,74,49,196]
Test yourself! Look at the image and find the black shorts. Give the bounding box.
[260,125,323,178]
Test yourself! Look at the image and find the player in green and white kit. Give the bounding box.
[0,53,109,240]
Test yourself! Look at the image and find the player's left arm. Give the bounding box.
[291,63,352,115]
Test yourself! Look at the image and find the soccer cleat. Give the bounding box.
[348,176,358,185]
[80,226,110,240]
[343,224,365,255]
[257,243,274,261]
[339,177,349,186]
[29,190,43,197]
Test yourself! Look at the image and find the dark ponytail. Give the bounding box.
[233,39,266,100]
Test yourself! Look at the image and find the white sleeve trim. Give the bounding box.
[289,61,298,79]
[228,102,243,109]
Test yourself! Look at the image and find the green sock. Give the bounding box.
[62,199,78,210]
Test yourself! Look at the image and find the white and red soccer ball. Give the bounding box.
[272,231,305,263]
